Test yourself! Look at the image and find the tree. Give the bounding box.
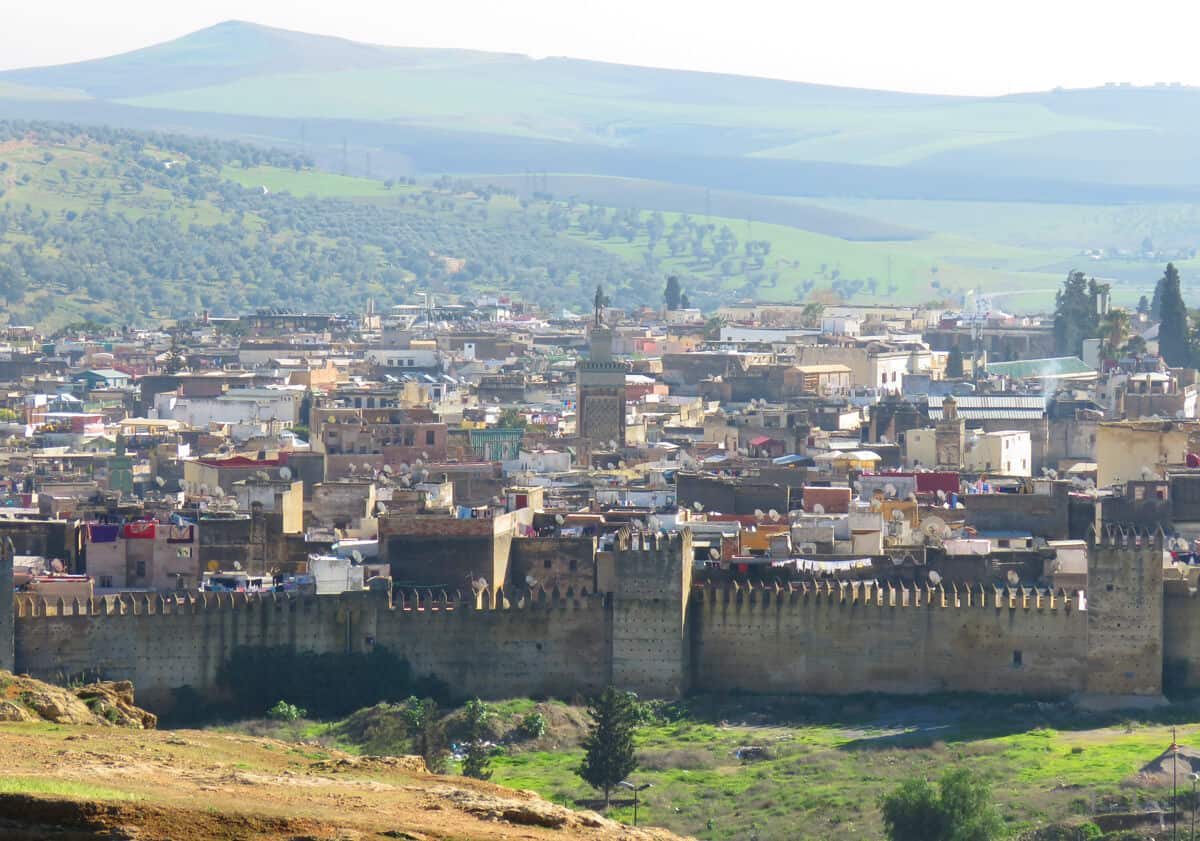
[1052,271,1099,356]
[1098,308,1131,364]
[577,687,639,809]
[879,769,1003,841]
[1124,334,1148,356]
[663,274,682,310]
[1138,294,1150,315]
[680,292,691,310]
[402,697,447,774]
[801,302,825,328]
[460,698,493,780]
[946,345,964,379]
[497,407,526,428]
[1157,263,1191,367]
[1152,270,1168,320]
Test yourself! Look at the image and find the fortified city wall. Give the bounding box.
[10,527,1190,715]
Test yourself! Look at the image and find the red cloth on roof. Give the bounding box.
[749,436,772,446]
[123,521,156,539]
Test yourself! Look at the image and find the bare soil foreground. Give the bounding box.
[0,686,690,841]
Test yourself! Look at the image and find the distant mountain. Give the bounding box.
[3,21,1200,199]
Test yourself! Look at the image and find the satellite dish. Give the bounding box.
[155,476,166,487]
[709,548,720,560]
[812,503,825,515]
[382,464,393,475]
[213,486,225,498]
[884,483,898,498]
[279,466,292,480]
[351,550,364,563]
[421,451,429,460]
[233,561,243,571]
[1140,466,1155,480]
[198,484,210,496]
[50,558,65,573]
[768,509,780,521]
[693,501,704,511]
[936,489,947,501]
[525,575,538,588]
[892,509,906,521]
[754,509,765,520]
[880,434,889,445]
[555,514,565,525]
[921,516,951,540]
[1046,469,1058,480]
[928,570,942,586]
[607,463,616,470]
[1006,569,1020,587]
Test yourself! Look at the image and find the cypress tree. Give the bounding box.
[1052,271,1097,356]
[1151,271,1167,320]
[946,345,964,379]
[663,275,682,310]
[577,687,639,809]
[1157,263,1191,367]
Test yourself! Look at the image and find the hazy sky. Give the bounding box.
[6,0,1200,95]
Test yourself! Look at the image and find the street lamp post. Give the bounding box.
[618,780,652,827]
[1191,772,1199,841]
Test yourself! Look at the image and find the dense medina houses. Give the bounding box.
[3,295,1199,713]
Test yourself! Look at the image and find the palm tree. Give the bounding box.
[1098,309,1131,362]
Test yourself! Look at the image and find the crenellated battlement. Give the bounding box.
[692,579,1086,613]
[1086,523,1166,550]
[13,584,607,621]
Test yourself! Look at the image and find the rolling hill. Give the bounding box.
[4,21,1200,201]
[0,120,1104,330]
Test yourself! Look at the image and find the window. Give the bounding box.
[569,559,578,572]
[99,575,113,588]
[1012,650,1022,667]
[135,561,146,578]
[426,430,436,445]
[403,431,415,446]
[406,359,414,367]
[543,559,552,569]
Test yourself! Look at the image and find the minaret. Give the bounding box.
[935,395,966,469]
[576,300,627,462]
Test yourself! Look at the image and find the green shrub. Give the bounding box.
[266,700,307,722]
[516,711,547,740]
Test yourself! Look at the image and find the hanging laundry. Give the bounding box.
[123,521,156,539]
[88,523,120,543]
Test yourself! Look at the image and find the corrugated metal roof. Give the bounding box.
[926,395,1047,409]
[929,409,1045,420]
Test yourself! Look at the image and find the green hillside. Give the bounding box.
[0,120,1105,329]
[6,19,1200,201]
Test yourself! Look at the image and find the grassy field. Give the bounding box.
[245,694,1200,841]
[221,165,421,198]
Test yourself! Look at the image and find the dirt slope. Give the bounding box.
[0,722,690,840]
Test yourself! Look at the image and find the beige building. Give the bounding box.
[905,427,1031,476]
[1096,419,1200,487]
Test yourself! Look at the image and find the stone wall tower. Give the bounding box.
[1084,526,1164,698]
[0,537,13,672]
[610,528,693,698]
[576,327,627,461]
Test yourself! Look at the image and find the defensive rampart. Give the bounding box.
[14,586,611,715]
[691,580,1090,696]
[9,526,1181,714]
